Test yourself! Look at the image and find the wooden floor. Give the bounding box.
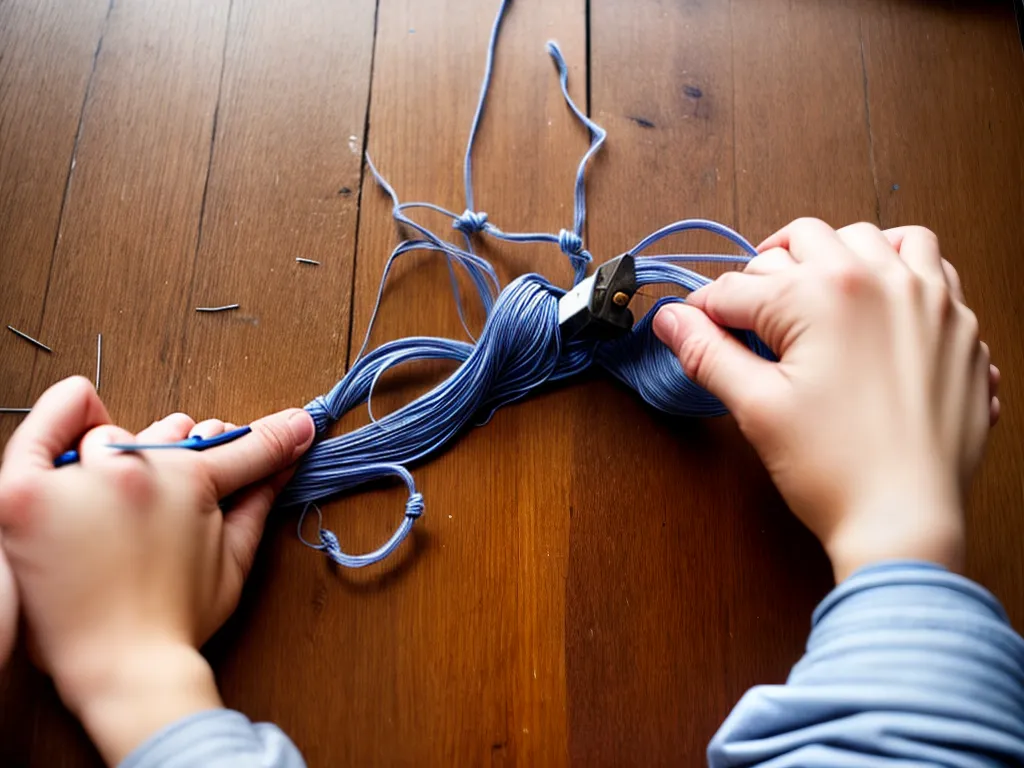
[1,1,1023,765]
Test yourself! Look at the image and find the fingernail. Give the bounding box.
[653,306,678,342]
[288,409,315,460]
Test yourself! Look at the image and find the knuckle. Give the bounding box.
[847,221,881,236]
[791,216,827,232]
[927,282,954,315]
[706,272,738,304]
[824,260,871,295]
[891,265,923,297]
[959,306,981,343]
[256,421,292,467]
[906,225,939,245]
[109,460,155,504]
[166,412,195,428]
[0,475,40,520]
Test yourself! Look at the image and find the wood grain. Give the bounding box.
[0,0,110,438]
[0,0,1022,765]
[328,1,585,763]
[2,1,231,764]
[579,1,841,763]
[28,0,231,428]
[181,0,377,760]
[859,0,1024,625]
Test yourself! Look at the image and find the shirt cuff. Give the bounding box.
[119,708,306,768]
[707,560,1024,767]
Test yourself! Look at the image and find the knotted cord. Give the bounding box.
[284,0,770,567]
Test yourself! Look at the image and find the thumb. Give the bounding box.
[653,303,778,415]
[201,409,315,498]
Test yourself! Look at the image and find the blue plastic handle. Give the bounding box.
[53,425,252,468]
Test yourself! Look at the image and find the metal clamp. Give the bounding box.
[557,254,637,342]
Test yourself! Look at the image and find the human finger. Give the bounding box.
[756,218,852,264]
[200,409,314,498]
[881,226,947,287]
[79,425,141,468]
[3,377,110,473]
[744,247,796,276]
[190,420,227,440]
[836,222,899,265]
[135,413,196,444]
[653,303,781,418]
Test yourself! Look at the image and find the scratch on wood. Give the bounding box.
[628,115,656,129]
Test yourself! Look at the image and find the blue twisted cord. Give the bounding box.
[284,1,770,568]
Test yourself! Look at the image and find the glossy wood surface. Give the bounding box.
[2,1,1022,764]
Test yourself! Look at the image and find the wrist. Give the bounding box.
[57,639,222,766]
[825,499,965,583]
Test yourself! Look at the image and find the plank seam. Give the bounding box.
[729,0,740,234]
[858,22,881,227]
[343,0,383,370]
[30,0,115,389]
[171,0,234,406]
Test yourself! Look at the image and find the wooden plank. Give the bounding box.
[0,1,108,763]
[2,1,231,764]
[327,0,585,764]
[177,0,377,758]
[2,2,1020,766]
[175,0,374,423]
[28,0,231,428]
[859,0,1024,624]
[733,0,880,233]
[579,0,873,762]
[0,0,109,438]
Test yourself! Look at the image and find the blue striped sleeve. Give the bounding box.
[119,709,305,768]
[708,561,1024,767]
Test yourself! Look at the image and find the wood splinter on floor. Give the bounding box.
[6,324,53,353]
[195,304,241,312]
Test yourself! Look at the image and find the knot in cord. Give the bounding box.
[453,209,489,236]
[404,492,425,519]
[319,528,340,552]
[283,1,769,571]
[558,228,584,255]
[558,230,592,284]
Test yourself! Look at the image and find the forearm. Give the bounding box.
[58,642,223,766]
[708,561,1024,766]
[58,640,305,768]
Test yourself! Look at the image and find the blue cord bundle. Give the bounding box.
[283,0,771,568]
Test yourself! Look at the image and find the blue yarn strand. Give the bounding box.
[284,2,771,568]
[545,41,607,240]
[464,0,512,215]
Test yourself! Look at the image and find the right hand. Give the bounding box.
[653,219,999,581]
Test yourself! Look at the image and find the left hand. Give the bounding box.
[0,376,315,765]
